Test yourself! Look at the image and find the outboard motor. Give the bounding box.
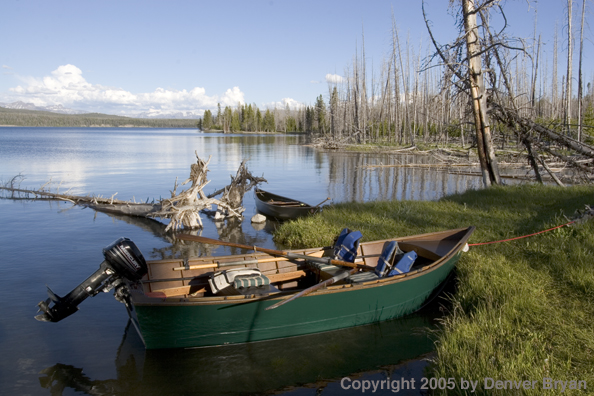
[35,237,147,323]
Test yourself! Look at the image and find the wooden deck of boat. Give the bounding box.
[140,239,454,298]
[141,248,329,298]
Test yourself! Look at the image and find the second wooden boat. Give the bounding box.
[254,188,320,220]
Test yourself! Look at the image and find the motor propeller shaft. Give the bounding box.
[35,237,147,323]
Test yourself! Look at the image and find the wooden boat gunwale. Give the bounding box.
[132,226,474,305]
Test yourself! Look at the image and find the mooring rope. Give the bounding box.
[468,220,576,246]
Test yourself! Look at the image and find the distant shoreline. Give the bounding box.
[0,106,200,128]
[0,124,198,128]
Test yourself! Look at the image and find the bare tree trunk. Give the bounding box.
[393,20,411,145]
[565,0,573,135]
[462,0,501,186]
[354,50,361,142]
[378,55,393,142]
[361,28,368,144]
[530,7,539,109]
[577,0,585,141]
[531,35,541,109]
[553,25,559,120]
[391,10,402,144]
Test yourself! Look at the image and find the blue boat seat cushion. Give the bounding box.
[349,240,397,283]
[306,228,362,278]
[349,240,417,283]
[333,228,363,262]
[374,241,398,277]
[388,251,418,276]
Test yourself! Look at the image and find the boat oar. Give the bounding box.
[313,197,331,207]
[265,268,358,310]
[172,252,381,271]
[176,234,375,271]
[171,255,319,271]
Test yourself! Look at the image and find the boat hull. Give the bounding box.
[254,188,318,220]
[131,250,461,349]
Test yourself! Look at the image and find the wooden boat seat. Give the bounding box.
[267,200,303,206]
[306,261,346,280]
[348,271,380,283]
[349,241,418,283]
[305,229,363,281]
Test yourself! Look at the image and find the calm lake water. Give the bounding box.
[0,127,484,395]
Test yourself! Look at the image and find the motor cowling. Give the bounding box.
[35,237,147,323]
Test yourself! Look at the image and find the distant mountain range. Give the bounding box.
[0,101,202,119]
[134,109,202,119]
[0,101,89,115]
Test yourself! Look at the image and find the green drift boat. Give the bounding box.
[35,227,474,350]
[128,226,474,349]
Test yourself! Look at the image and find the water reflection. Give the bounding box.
[39,310,439,396]
[93,209,281,260]
[325,152,482,203]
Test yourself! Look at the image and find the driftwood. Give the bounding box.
[213,160,265,220]
[1,175,153,209]
[1,154,267,231]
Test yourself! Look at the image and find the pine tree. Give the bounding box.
[330,87,339,138]
[256,108,262,132]
[263,109,275,132]
[246,104,255,131]
[315,94,327,134]
[216,103,222,129]
[305,106,314,133]
[223,106,232,133]
[286,116,297,132]
[203,110,213,130]
[231,108,241,132]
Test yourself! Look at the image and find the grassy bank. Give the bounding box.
[274,184,594,395]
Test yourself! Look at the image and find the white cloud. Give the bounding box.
[263,97,304,110]
[325,73,344,84]
[5,64,245,117]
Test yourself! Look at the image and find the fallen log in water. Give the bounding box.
[1,153,266,231]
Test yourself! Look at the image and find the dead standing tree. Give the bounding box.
[462,0,501,186]
[424,1,594,185]
[423,0,502,187]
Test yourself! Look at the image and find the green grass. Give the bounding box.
[274,184,594,395]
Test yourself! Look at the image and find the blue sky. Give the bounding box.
[0,0,589,117]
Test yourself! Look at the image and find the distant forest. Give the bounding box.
[0,107,199,128]
[199,100,323,134]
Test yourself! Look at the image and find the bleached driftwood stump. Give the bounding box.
[150,154,248,231]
